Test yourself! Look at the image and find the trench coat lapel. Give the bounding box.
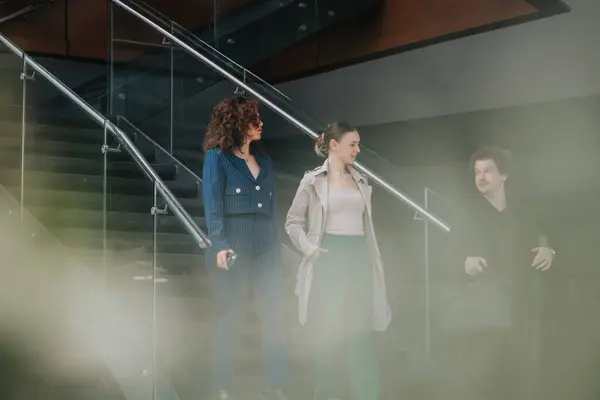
[349,166,372,216]
[310,160,329,213]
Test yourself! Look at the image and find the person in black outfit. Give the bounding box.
[448,146,555,400]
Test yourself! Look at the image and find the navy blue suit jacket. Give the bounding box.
[202,148,279,254]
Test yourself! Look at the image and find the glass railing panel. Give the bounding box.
[111,21,251,144]
[123,90,230,400]
[115,116,210,399]
[117,115,202,192]
[15,48,147,398]
[142,0,320,127]
[9,52,89,122]
[161,25,286,136]
[109,0,239,151]
[25,66,135,391]
[180,0,320,60]
[170,45,247,155]
[0,44,24,223]
[420,187,457,356]
[111,1,174,147]
[24,58,106,272]
[401,186,454,361]
[107,0,329,146]
[0,30,216,399]
[116,115,221,399]
[32,57,208,400]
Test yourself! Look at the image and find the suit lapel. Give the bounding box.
[310,160,329,213]
[255,153,268,183]
[225,152,257,183]
[313,175,328,213]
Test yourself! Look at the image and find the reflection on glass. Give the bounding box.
[18,47,150,397]
[110,2,173,151]
[116,114,213,399]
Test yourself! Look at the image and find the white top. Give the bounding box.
[325,187,365,235]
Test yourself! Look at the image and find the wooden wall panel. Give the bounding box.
[0,0,252,61]
[1,0,68,55]
[253,0,537,81]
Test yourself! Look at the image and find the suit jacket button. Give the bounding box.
[258,203,263,208]
[235,188,241,193]
[255,185,261,190]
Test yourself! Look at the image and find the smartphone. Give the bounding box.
[226,252,237,268]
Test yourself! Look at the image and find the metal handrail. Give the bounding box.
[0,33,211,249]
[110,0,450,233]
[117,115,202,181]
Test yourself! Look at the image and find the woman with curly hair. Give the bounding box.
[202,94,287,400]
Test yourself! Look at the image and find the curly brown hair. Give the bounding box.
[203,95,261,152]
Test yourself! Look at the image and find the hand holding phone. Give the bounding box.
[216,249,236,270]
[226,252,237,268]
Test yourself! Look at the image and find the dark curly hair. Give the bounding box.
[203,95,262,153]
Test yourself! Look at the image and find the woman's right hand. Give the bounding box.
[309,247,328,263]
[216,249,234,270]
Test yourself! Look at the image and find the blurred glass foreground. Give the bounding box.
[0,185,117,398]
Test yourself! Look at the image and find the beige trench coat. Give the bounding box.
[285,160,391,331]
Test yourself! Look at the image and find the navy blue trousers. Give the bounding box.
[208,245,287,389]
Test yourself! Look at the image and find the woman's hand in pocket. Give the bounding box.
[309,247,328,263]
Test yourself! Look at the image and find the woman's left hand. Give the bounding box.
[531,247,554,271]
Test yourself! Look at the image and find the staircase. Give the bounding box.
[0,116,206,281]
[0,108,219,397]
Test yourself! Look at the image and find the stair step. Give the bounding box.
[0,137,154,162]
[0,151,175,179]
[52,228,203,254]
[0,169,197,197]
[28,206,206,234]
[9,187,203,214]
[72,248,206,275]
[0,121,108,144]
